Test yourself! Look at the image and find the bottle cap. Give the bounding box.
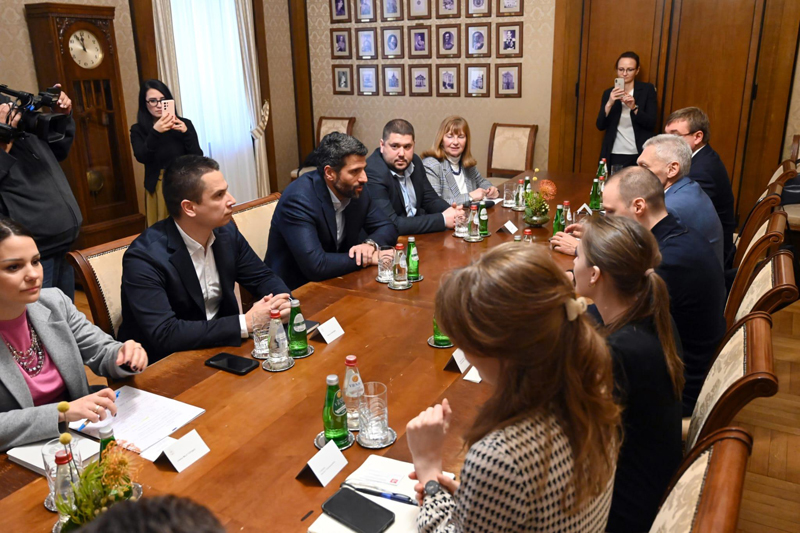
[514,235,522,241]
[557,204,563,208]
[564,201,570,206]
[54,449,72,465]
[396,243,405,250]
[290,299,301,308]
[518,179,523,183]
[326,374,339,386]
[479,200,486,205]
[270,308,280,319]
[599,176,605,181]
[345,355,358,367]
[524,228,532,235]
[593,178,599,181]
[471,204,478,210]
[408,236,415,242]
[99,427,114,439]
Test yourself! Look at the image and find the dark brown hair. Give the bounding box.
[421,116,477,167]
[78,495,224,533]
[0,217,34,245]
[435,243,621,510]
[665,106,711,144]
[381,118,415,141]
[162,155,220,218]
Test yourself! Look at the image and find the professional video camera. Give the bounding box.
[0,85,69,144]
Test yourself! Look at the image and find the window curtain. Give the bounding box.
[169,0,258,203]
[234,0,271,197]
[152,0,182,114]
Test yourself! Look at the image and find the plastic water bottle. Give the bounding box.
[392,243,408,287]
[54,450,76,524]
[267,309,290,370]
[343,355,365,430]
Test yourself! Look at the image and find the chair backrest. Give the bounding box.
[791,134,800,163]
[67,235,138,336]
[231,192,281,261]
[725,249,798,328]
[316,116,356,145]
[650,427,752,533]
[767,159,797,186]
[733,182,783,267]
[731,209,787,285]
[685,312,776,452]
[486,123,538,177]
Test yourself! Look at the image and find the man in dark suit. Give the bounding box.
[603,166,727,416]
[119,155,291,362]
[266,132,398,290]
[365,119,463,235]
[665,107,736,267]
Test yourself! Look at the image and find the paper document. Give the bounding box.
[69,386,204,454]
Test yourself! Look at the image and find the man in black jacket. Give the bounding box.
[664,107,736,267]
[365,119,463,235]
[0,87,82,299]
[119,155,291,362]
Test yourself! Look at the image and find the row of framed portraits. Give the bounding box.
[332,22,521,60]
[332,63,522,98]
[330,0,523,23]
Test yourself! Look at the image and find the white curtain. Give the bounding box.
[169,0,258,203]
[234,0,271,197]
[152,0,182,114]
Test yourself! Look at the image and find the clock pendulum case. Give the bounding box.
[25,3,145,247]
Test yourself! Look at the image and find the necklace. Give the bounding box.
[3,321,45,377]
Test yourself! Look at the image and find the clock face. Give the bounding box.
[68,29,104,69]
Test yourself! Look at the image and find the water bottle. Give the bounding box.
[54,450,76,524]
[513,179,525,211]
[288,299,309,358]
[323,375,350,448]
[523,228,533,243]
[99,427,116,462]
[407,237,420,281]
[563,201,573,228]
[479,200,489,236]
[267,309,290,370]
[553,204,564,236]
[392,243,408,287]
[343,355,365,430]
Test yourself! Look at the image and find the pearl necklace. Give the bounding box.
[3,322,45,377]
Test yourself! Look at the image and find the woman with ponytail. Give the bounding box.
[574,215,683,533]
[406,243,621,532]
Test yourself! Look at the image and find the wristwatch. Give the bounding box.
[633,105,639,112]
[363,239,379,254]
[424,480,442,497]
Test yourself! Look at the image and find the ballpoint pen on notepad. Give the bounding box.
[77,390,120,431]
[341,482,418,506]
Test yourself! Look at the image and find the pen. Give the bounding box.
[343,484,418,506]
[78,390,120,431]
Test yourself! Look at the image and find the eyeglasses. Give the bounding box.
[617,68,637,74]
[146,98,165,106]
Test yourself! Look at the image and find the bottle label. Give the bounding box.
[479,210,487,220]
[293,314,306,332]
[410,248,419,261]
[333,390,347,416]
[345,374,365,396]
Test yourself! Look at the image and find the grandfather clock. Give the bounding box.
[25,3,145,248]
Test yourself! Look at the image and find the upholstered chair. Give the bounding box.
[725,250,798,329]
[485,123,538,187]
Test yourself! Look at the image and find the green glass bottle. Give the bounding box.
[478,200,489,236]
[407,236,420,281]
[288,299,309,357]
[433,317,451,347]
[553,204,564,236]
[323,375,350,448]
[99,427,116,462]
[523,176,531,194]
[589,179,600,211]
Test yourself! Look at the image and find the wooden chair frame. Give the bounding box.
[486,123,538,178]
[315,116,356,145]
[790,134,800,163]
[67,234,138,336]
[731,209,787,288]
[733,182,783,268]
[767,159,797,187]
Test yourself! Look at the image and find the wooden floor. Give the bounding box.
[73,292,800,531]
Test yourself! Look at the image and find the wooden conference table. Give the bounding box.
[0,170,593,531]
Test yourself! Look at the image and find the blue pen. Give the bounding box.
[343,483,418,506]
[77,390,120,431]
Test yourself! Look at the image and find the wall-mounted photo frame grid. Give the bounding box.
[328,0,524,98]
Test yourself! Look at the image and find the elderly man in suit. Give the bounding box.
[119,155,291,363]
[266,132,398,290]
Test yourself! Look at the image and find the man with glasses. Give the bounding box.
[664,107,735,267]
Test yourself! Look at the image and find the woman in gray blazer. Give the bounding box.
[0,218,148,451]
[422,116,500,205]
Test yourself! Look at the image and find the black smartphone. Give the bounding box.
[321,487,395,533]
[205,352,258,375]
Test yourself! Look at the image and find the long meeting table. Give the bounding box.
[0,170,593,531]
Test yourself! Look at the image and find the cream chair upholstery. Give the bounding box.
[784,204,800,230]
[231,192,282,261]
[67,235,138,336]
[725,250,798,329]
[290,116,357,181]
[486,123,538,186]
[767,159,797,186]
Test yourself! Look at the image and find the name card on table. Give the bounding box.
[296,440,348,487]
[497,220,519,234]
[140,429,210,473]
[317,317,345,344]
[463,366,482,383]
[444,348,470,373]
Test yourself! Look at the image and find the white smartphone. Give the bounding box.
[614,77,625,91]
[161,99,175,117]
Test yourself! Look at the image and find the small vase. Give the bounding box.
[524,214,550,228]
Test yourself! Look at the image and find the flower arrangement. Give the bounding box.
[524,170,558,226]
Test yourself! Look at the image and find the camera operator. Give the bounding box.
[0,84,82,300]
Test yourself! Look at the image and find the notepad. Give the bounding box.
[69,386,205,454]
[7,432,100,476]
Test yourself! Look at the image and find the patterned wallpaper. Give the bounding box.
[0,0,146,213]
[782,64,800,160]
[307,0,556,175]
[263,0,300,190]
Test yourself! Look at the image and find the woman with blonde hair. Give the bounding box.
[406,243,621,532]
[422,116,498,204]
[573,215,683,532]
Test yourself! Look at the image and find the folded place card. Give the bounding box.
[139,430,209,473]
[317,317,345,344]
[463,366,482,383]
[296,439,348,487]
[444,348,470,373]
[497,220,519,234]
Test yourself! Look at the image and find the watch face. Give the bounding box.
[424,480,441,496]
[68,30,104,69]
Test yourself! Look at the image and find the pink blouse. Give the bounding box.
[0,311,67,406]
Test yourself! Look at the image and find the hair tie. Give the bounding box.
[565,297,588,322]
[644,268,654,277]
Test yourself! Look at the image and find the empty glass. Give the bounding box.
[610,164,624,176]
[251,314,270,360]
[503,184,515,207]
[377,246,394,283]
[42,438,82,512]
[358,382,391,447]
[454,212,468,237]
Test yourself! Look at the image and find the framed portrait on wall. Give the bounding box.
[381,27,404,59]
[332,65,354,95]
[409,65,432,96]
[496,22,522,58]
[465,23,491,58]
[495,63,521,97]
[466,0,490,17]
[356,0,377,22]
[356,27,378,59]
[407,0,431,19]
[357,64,379,95]
[436,0,460,18]
[330,0,351,23]
[496,0,523,17]
[436,64,460,97]
[330,29,352,60]
[382,64,406,96]
[408,25,432,59]
[381,0,404,21]
[465,64,490,97]
[436,24,460,59]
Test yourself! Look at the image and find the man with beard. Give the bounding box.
[266,132,398,290]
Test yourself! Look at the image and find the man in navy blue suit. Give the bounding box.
[266,132,398,290]
[664,107,736,267]
[119,155,291,362]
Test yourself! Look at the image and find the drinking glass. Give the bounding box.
[42,438,82,512]
[503,184,515,208]
[251,314,270,360]
[454,212,468,237]
[358,382,390,446]
[377,246,394,283]
[610,164,624,176]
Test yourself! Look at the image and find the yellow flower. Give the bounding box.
[532,176,538,181]
[59,433,73,445]
[57,402,70,413]
[535,168,540,172]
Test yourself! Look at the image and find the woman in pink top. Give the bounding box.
[0,217,148,451]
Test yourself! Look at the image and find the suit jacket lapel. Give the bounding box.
[0,330,34,409]
[212,227,238,316]
[443,163,461,200]
[166,219,206,314]
[314,174,338,245]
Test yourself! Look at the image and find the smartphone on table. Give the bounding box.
[321,487,395,533]
[205,352,258,375]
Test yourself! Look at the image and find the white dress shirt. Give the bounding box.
[691,144,705,158]
[327,186,350,247]
[392,161,448,224]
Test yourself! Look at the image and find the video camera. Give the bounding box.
[0,85,69,144]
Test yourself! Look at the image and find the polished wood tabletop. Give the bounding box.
[0,171,593,531]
